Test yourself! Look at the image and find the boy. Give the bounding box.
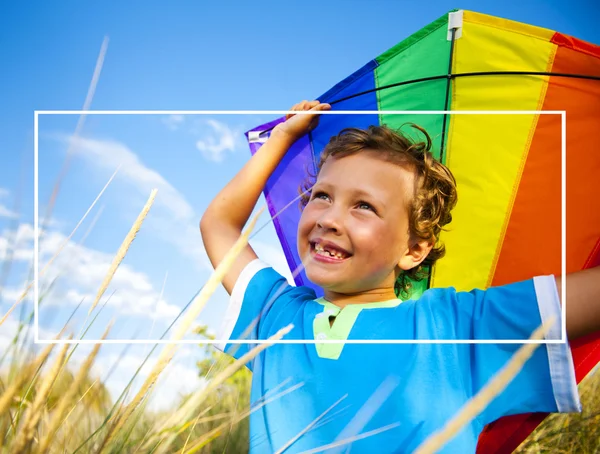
[200,101,600,453]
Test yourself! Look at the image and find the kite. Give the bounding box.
[245,10,600,453]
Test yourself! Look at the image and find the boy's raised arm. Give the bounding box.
[200,101,330,295]
[556,266,600,340]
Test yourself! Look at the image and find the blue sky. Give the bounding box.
[1,0,599,409]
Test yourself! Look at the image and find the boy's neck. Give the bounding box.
[322,288,398,308]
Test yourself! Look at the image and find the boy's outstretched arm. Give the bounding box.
[555,266,600,340]
[200,101,330,295]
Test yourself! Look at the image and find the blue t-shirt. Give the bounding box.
[217,259,580,453]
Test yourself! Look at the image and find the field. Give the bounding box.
[1,301,598,453]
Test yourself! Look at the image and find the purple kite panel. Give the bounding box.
[245,118,322,296]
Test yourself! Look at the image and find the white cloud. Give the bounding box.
[45,234,180,320]
[0,204,17,219]
[195,119,240,163]
[61,288,179,319]
[54,133,295,281]
[0,286,24,303]
[0,223,69,263]
[162,114,185,131]
[0,224,36,262]
[1,222,180,321]
[53,134,213,271]
[64,135,194,220]
[0,188,9,199]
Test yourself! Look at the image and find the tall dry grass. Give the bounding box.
[0,180,278,453]
[2,167,600,454]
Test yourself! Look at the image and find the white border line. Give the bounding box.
[35,339,566,345]
[34,110,567,345]
[35,110,566,115]
[34,111,39,343]
[561,111,567,342]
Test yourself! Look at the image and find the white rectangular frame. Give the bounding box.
[34,110,566,345]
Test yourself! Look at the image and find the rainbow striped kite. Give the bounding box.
[246,10,600,453]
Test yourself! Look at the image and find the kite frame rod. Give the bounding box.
[330,70,600,105]
[431,25,459,292]
[254,70,597,138]
[439,28,458,163]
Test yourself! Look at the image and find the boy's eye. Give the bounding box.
[357,201,376,212]
[312,191,330,201]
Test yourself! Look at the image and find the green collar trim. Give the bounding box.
[312,297,402,360]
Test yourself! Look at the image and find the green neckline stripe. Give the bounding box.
[312,298,402,360]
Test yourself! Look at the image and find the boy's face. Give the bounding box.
[297,151,415,296]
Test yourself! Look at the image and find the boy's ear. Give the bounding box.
[398,240,434,271]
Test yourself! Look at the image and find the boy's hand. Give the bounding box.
[201,99,329,295]
[274,100,331,141]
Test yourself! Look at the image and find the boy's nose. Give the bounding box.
[316,209,342,233]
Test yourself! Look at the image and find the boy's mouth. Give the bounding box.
[310,240,351,261]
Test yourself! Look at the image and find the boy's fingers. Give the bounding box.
[312,103,331,111]
[299,100,318,111]
[285,100,329,120]
[285,105,297,120]
[286,101,309,119]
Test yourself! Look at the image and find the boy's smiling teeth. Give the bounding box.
[314,242,348,259]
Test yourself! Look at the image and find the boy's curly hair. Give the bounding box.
[299,124,458,297]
